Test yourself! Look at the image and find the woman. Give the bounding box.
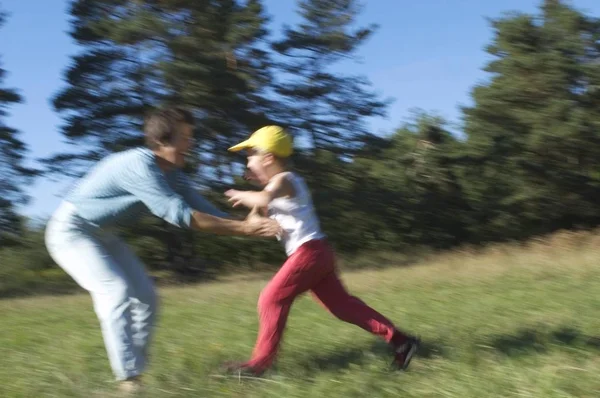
[45,107,280,393]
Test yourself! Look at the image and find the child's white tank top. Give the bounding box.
[266,172,325,256]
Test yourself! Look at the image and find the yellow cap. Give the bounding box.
[228,125,293,158]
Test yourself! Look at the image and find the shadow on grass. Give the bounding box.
[293,339,446,374]
[0,280,81,300]
[291,326,600,375]
[488,326,600,357]
[0,270,221,300]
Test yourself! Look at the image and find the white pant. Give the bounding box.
[45,202,157,380]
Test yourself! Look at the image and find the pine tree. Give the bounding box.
[46,0,274,180]
[43,0,168,177]
[44,0,275,269]
[272,0,389,155]
[352,112,468,249]
[0,11,36,244]
[461,0,600,240]
[161,0,275,185]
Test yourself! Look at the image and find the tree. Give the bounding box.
[161,0,276,185]
[43,0,168,177]
[46,0,275,179]
[272,0,389,155]
[461,0,600,241]
[0,11,36,244]
[352,112,469,250]
[263,0,391,254]
[44,0,275,269]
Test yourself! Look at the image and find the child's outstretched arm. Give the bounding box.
[225,173,294,209]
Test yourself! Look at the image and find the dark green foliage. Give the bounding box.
[11,0,600,284]
[41,0,276,268]
[461,0,600,241]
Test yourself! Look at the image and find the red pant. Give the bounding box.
[245,239,403,371]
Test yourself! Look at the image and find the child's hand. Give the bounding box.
[225,187,273,209]
[245,205,261,220]
[225,189,246,208]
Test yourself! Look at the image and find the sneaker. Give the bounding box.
[391,336,420,370]
[118,376,143,394]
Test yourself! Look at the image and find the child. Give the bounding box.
[222,125,420,376]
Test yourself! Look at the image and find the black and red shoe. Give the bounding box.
[390,334,420,370]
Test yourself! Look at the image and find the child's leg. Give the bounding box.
[311,271,405,343]
[310,243,420,370]
[245,241,332,371]
[309,244,409,345]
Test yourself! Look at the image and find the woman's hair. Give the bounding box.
[144,107,195,149]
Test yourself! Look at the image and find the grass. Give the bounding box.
[2,231,600,397]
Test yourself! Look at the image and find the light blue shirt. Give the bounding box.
[65,148,228,228]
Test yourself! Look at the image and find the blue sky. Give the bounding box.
[2,0,600,221]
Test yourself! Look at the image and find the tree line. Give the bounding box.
[2,0,600,276]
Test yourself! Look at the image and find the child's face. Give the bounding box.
[245,148,272,186]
